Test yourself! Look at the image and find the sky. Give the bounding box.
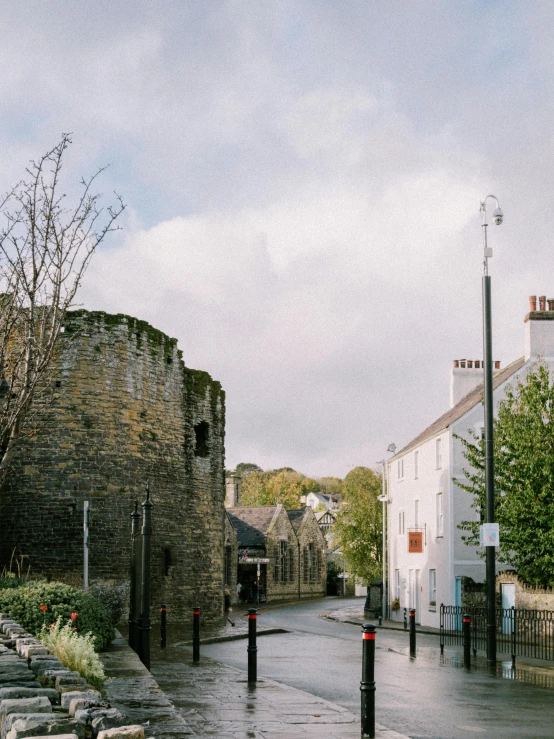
[1,1,554,478]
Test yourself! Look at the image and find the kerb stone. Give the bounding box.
[97,726,144,739]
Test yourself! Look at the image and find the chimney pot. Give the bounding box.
[453,360,459,368]
[460,359,466,368]
[468,360,473,368]
[548,300,554,312]
[494,360,501,370]
[475,360,480,368]
[530,295,537,311]
[539,296,547,311]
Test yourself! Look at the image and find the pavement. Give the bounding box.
[101,607,411,739]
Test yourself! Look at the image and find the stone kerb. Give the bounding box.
[0,617,143,739]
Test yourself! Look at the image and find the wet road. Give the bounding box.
[200,597,554,739]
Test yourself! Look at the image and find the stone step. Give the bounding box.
[0,690,59,706]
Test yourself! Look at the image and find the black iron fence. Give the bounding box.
[440,604,554,663]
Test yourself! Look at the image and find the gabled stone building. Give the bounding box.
[226,504,327,603]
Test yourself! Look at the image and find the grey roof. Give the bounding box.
[392,356,526,459]
[227,506,279,547]
[287,509,308,532]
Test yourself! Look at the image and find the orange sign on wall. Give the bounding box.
[408,531,423,553]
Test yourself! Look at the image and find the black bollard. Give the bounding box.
[193,606,200,663]
[160,605,167,649]
[409,608,416,658]
[463,614,471,669]
[403,607,407,630]
[360,623,376,739]
[248,607,257,683]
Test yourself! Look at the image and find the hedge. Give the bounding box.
[0,581,115,650]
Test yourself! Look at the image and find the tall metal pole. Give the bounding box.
[83,501,89,590]
[138,481,152,669]
[480,196,502,667]
[381,462,386,621]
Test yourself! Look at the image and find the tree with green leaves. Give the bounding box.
[235,462,263,476]
[333,466,382,584]
[458,364,554,587]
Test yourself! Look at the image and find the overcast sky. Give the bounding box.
[2,2,554,478]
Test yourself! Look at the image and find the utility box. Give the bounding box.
[364,578,383,619]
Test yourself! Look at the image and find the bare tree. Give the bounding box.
[0,134,125,478]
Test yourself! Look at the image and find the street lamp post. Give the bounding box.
[378,443,396,622]
[480,194,503,667]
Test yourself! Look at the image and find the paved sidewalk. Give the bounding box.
[150,651,411,739]
[322,604,441,635]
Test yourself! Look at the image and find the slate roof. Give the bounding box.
[287,509,307,532]
[226,506,279,547]
[392,356,526,460]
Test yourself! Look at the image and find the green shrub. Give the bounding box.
[40,617,106,690]
[88,581,129,625]
[0,581,115,650]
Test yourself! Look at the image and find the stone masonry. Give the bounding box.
[0,310,226,623]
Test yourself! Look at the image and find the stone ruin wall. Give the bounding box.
[0,309,226,623]
[497,571,554,611]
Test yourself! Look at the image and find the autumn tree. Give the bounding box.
[458,364,554,587]
[0,135,124,479]
[235,462,263,476]
[333,466,382,584]
[240,468,320,509]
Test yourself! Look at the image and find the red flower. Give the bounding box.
[40,605,48,612]
[70,612,78,621]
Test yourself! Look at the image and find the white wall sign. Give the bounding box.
[480,523,500,547]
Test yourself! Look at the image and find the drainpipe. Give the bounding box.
[298,540,301,599]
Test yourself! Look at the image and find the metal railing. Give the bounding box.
[440,604,554,663]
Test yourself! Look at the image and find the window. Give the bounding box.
[279,541,288,583]
[163,548,171,577]
[397,458,404,480]
[303,543,315,584]
[398,510,405,535]
[194,421,210,457]
[436,493,443,537]
[414,451,419,479]
[395,569,400,600]
[414,500,419,528]
[435,438,442,469]
[429,569,437,609]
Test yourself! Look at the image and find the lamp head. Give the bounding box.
[493,207,503,226]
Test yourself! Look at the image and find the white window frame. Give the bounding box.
[414,450,418,479]
[436,438,442,469]
[397,458,404,480]
[429,569,437,610]
[395,569,400,600]
[398,509,405,535]
[436,492,443,537]
[414,499,419,528]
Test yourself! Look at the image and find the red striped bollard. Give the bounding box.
[409,608,416,658]
[193,606,200,663]
[463,614,471,669]
[360,623,376,739]
[248,607,257,683]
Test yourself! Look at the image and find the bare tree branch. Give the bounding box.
[0,134,125,479]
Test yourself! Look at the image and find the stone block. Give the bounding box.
[5,715,85,739]
[40,672,76,689]
[0,697,51,715]
[24,735,78,739]
[68,700,108,719]
[60,692,101,711]
[90,710,125,734]
[97,726,144,739]
[30,662,64,677]
[54,677,86,691]
[20,648,49,662]
[0,689,59,705]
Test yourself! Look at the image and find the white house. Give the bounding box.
[386,295,554,627]
[304,492,341,511]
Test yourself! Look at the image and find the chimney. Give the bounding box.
[225,472,242,508]
[450,359,484,407]
[525,294,554,361]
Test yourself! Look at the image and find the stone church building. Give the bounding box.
[0,309,226,623]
